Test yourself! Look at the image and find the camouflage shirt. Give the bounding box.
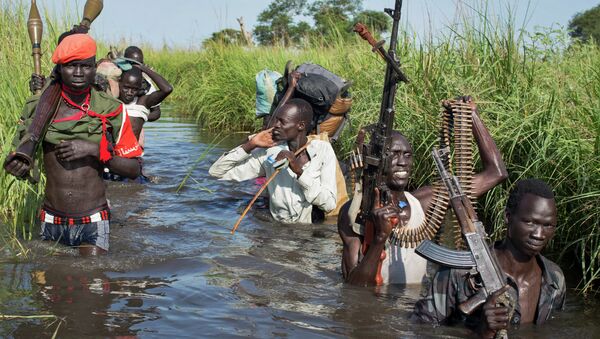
[412,243,566,329]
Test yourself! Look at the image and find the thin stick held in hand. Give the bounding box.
[230,142,310,234]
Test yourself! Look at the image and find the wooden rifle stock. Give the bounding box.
[353,22,409,83]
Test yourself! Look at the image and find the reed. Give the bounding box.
[148,11,599,292]
[0,2,81,253]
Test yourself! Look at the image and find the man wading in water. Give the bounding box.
[209,98,337,224]
[412,178,566,338]
[338,98,508,285]
[4,33,142,255]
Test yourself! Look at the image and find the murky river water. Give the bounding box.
[1,115,598,338]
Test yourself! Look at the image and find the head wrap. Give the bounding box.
[51,34,97,65]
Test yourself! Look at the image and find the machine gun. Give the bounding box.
[416,147,514,338]
[348,0,408,285]
[352,0,408,224]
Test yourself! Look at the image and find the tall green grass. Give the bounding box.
[148,13,599,292]
[0,2,48,252]
[0,2,87,253]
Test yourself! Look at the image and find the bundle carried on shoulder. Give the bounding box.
[255,61,353,142]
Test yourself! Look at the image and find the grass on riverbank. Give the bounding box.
[148,15,599,292]
[0,2,54,250]
[0,2,85,253]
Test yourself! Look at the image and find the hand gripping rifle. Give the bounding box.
[350,0,408,285]
[416,147,514,339]
[4,0,104,182]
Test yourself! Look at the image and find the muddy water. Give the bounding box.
[1,115,599,338]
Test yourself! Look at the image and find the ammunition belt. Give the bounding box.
[389,99,475,248]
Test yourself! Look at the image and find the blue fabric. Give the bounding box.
[41,220,110,251]
[113,57,133,71]
[255,69,281,117]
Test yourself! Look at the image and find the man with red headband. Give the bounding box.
[4,33,142,255]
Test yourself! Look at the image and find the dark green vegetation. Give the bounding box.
[0,2,598,294]
[569,4,600,44]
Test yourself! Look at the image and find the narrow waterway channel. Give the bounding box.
[0,113,598,338]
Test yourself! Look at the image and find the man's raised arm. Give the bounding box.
[209,128,275,181]
[468,100,508,197]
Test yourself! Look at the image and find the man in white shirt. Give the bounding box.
[209,98,337,224]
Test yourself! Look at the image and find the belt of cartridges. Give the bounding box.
[389,99,475,248]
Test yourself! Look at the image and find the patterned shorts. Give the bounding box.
[39,206,110,251]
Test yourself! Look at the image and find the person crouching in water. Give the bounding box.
[209,98,337,224]
[4,34,143,255]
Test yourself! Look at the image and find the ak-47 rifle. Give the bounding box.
[4,0,104,182]
[350,0,408,285]
[416,147,514,339]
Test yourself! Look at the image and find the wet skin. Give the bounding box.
[480,193,558,335]
[119,73,141,105]
[242,104,310,177]
[5,56,141,255]
[338,98,509,286]
[119,63,172,140]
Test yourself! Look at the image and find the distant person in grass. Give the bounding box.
[4,33,142,255]
[412,178,566,338]
[209,98,338,224]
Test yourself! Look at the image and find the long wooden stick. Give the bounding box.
[230,142,310,234]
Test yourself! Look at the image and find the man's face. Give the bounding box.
[60,56,96,91]
[119,74,142,104]
[506,193,557,258]
[384,134,413,191]
[271,104,304,142]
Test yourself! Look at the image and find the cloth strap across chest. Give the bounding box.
[58,85,122,162]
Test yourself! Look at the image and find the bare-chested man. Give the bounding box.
[4,34,142,255]
[412,178,566,338]
[338,98,508,285]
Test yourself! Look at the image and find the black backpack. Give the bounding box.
[271,61,352,140]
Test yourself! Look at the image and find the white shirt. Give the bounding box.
[142,73,160,108]
[209,140,337,224]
